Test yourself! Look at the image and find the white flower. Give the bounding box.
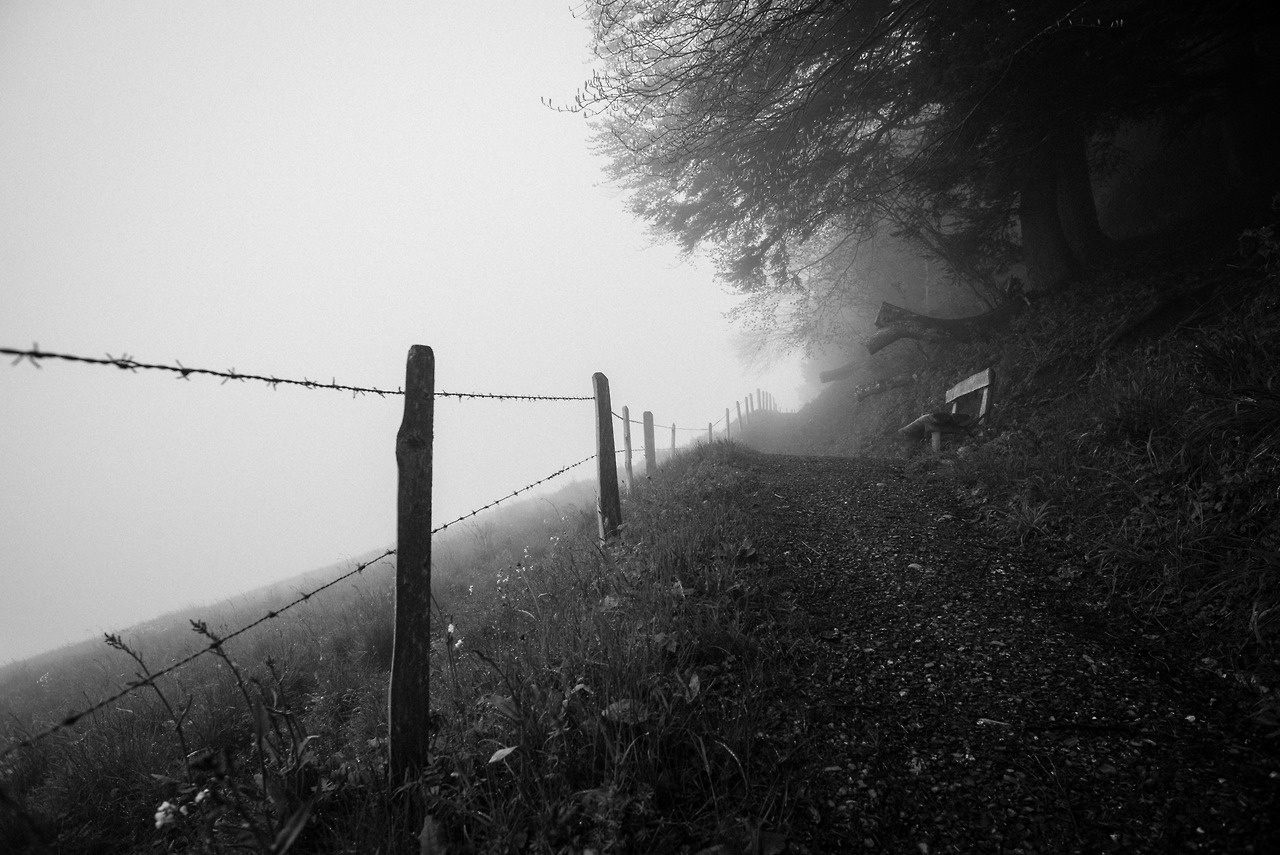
[194,789,210,804]
[155,801,178,829]
[447,623,456,636]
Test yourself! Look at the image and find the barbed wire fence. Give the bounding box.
[1,345,593,401]
[0,450,605,765]
[0,343,777,777]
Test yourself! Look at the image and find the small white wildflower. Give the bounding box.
[454,639,463,650]
[447,623,456,636]
[155,801,178,829]
[468,585,474,596]
[194,788,210,804]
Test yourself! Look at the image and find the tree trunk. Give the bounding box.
[1020,139,1080,290]
[863,300,1021,355]
[1055,121,1113,264]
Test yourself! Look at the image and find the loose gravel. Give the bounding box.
[736,451,1278,853]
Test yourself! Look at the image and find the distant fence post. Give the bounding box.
[707,422,712,444]
[736,401,743,432]
[643,411,656,474]
[622,405,634,492]
[593,373,622,541]
[671,423,676,455]
[391,344,434,782]
[725,408,731,440]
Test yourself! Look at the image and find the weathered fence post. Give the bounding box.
[725,408,731,440]
[643,411,656,474]
[391,344,434,782]
[707,422,712,444]
[671,423,676,456]
[594,373,622,541]
[621,405,634,492]
[736,401,743,432]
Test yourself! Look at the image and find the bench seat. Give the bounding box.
[900,368,992,451]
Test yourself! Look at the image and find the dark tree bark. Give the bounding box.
[1020,137,1081,291]
[1055,120,1114,263]
[863,300,1022,355]
[818,361,865,384]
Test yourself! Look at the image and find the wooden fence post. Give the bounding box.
[594,373,622,541]
[707,422,712,444]
[736,401,743,432]
[391,344,434,782]
[725,408,731,440]
[643,411,656,474]
[622,405,634,493]
[671,423,676,456]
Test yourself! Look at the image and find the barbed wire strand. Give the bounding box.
[0,547,396,762]
[612,411,730,431]
[0,452,601,762]
[430,453,596,534]
[1,346,592,401]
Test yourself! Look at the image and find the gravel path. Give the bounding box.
[739,452,1278,854]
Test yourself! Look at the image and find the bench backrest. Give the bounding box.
[945,367,993,422]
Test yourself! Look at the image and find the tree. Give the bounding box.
[575,0,1276,302]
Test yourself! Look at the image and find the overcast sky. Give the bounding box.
[0,0,800,666]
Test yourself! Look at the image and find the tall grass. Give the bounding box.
[2,442,791,854]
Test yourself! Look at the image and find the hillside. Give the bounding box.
[681,450,1277,852]
[752,211,1280,683]
[3,220,1278,854]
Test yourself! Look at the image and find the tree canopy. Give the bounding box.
[575,0,1277,335]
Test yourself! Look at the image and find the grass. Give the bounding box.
[1,441,793,854]
[793,209,1280,688]
[6,213,1278,854]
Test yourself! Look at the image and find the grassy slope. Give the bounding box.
[2,448,801,854]
[3,216,1277,855]
[759,213,1280,695]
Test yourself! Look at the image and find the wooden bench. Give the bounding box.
[899,368,993,451]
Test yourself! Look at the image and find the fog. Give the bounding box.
[0,1,800,666]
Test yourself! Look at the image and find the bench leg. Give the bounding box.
[930,430,941,452]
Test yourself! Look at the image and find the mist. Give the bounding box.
[0,0,800,665]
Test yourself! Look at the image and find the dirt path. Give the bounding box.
[738,452,1278,853]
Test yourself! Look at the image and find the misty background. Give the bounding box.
[0,1,803,665]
